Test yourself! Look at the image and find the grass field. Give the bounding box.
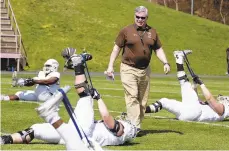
[1,72,229,150]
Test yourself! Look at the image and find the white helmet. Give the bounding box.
[43,59,59,74]
[217,95,229,106]
[118,120,137,142]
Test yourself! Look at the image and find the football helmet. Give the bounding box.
[118,120,137,142]
[217,94,229,106]
[43,59,59,74]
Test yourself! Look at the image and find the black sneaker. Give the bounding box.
[136,128,146,137]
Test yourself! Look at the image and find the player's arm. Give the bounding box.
[90,88,116,128]
[33,77,59,85]
[97,98,116,128]
[200,84,225,116]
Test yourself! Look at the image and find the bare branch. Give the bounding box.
[220,0,226,24]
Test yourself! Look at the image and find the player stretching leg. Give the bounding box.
[145,50,229,122]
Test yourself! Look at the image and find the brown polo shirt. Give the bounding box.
[115,24,162,69]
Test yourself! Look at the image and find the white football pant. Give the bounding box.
[32,96,95,144]
[159,81,202,121]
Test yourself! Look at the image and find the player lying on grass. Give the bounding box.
[0,49,137,147]
[145,50,229,122]
[0,59,60,102]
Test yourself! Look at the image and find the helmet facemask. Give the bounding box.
[43,59,59,74]
[118,120,137,142]
[217,94,229,106]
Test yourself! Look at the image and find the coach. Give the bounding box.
[105,6,170,134]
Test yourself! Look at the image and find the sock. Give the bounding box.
[56,123,87,150]
[176,63,184,71]
[177,71,189,84]
[146,101,162,113]
[1,96,10,101]
[145,106,152,113]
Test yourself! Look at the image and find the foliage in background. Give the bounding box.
[11,0,229,75]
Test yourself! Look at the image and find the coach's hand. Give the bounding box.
[90,88,101,100]
[164,63,170,74]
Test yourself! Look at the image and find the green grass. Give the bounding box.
[1,73,229,150]
[9,0,229,75]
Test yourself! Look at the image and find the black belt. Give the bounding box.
[123,62,147,69]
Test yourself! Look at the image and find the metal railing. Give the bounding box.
[4,0,28,69]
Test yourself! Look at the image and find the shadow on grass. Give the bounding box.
[137,129,183,137]
[153,117,178,120]
[29,142,60,145]
[117,141,140,146]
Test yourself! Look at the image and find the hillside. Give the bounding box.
[11,0,229,75]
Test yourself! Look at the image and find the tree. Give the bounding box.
[173,0,179,11]
[220,0,226,24]
[163,0,167,7]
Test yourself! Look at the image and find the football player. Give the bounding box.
[1,49,137,148]
[145,50,229,122]
[1,59,60,102]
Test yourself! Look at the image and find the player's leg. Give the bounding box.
[71,96,94,137]
[1,90,37,101]
[145,98,183,118]
[173,50,202,121]
[0,123,62,145]
[31,123,61,143]
[0,128,34,144]
[36,86,88,150]
[0,94,19,101]
[173,50,200,103]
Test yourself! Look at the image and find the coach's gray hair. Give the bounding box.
[135,6,148,16]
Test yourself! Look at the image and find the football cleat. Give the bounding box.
[173,50,192,64]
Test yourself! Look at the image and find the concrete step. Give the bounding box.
[1,41,17,47]
[0,49,20,54]
[1,24,11,28]
[1,8,7,13]
[1,46,19,54]
[1,45,19,49]
[1,13,8,18]
[1,2,6,8]
[1,16,9,20]
[1,27,13,30]
[1,35,17,41]
[1,19,10,24]
[1,30,15,35]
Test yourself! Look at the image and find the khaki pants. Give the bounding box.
[120,63,151,128]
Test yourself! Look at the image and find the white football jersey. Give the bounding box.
[35,71,60,101]
[92,122,124,146]
[222,102,229,118]
[197,105,224,122]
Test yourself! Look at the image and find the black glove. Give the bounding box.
[24,78,35,86]
[192,75,204,85]
[90,88,101,100]
[64,58,74,69]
